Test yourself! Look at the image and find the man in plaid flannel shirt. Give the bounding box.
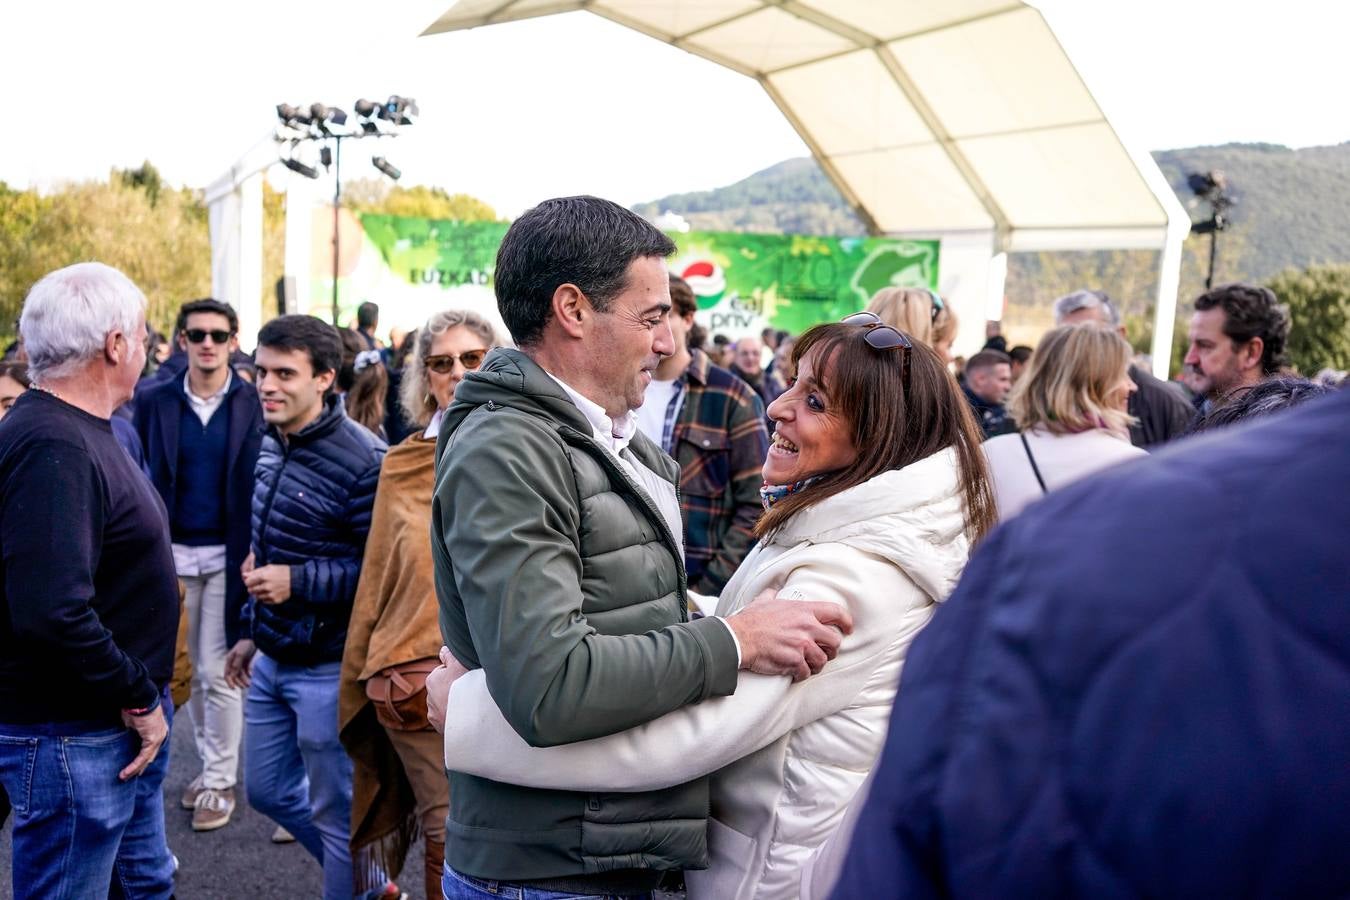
[635,276,770,597]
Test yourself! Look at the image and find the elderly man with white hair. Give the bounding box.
[1053,289,1196,448]
[0,262,179,899]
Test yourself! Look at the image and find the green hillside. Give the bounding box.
[634,143,1350,327]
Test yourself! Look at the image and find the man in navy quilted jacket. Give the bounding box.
[829,388,1350,898]
[222,315,387,900]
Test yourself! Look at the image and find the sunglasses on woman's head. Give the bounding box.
[425,350,488,374]
[841,311,913,388]
[185,329,234,345]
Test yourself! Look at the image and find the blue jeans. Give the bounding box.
[245,653,363,900]
[0,689,175,900]
[441,863,654,900]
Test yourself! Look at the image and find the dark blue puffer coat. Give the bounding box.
[832,389,1350,899]
[246,396,386,665]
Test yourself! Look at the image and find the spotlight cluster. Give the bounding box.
[274,96,418,180]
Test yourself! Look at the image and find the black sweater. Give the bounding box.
[0,390,179,725]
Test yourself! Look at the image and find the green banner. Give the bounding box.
[329,214,939,339]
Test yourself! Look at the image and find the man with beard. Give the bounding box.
[1183,283,1291,412]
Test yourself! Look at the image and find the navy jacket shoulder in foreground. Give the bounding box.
[135,374,263,646]
[832,389,1350,899]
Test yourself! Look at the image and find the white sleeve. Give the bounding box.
[443,550,919,793]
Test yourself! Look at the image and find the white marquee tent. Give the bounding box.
[208,1,1189,372]
[421,0,1190,373]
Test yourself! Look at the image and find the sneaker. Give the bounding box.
[191,787,236,832]
[271,825,297,844]
[180,774,205,811]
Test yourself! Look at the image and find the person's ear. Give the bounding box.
[551,283,589,339]
[178,331,189,353]
[229,333,240,354]
[105,330,125,365]
[315,368,337,394]
[1242,336,1265,371]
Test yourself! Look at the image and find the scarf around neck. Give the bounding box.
[760,475,823,510]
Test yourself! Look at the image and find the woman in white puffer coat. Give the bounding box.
[439,316,997,899]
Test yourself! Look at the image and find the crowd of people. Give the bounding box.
[0,194,1345,900]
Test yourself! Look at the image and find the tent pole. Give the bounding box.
[1150,221,1186,380]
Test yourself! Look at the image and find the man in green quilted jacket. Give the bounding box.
[429,196,851,899]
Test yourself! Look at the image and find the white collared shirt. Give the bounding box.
[542,369,741,662]
[172,369,232,576]
[183,370,232,427]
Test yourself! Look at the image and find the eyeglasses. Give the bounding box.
[841,311,913,389]
[425,349,488,374]
[185,329,234,345]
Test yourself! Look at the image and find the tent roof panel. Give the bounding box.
[832,145,993,233]
[794,0,1021,42]
[891,7,1100,138]
[683,6,857,72]
[958,123,1164,228]
[766,50,931,156]
[595,0,759,39]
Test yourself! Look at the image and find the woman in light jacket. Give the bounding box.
[338,309,498,900]
[983,324,1145,520]
[437,315,996,900]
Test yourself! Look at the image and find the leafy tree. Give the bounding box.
[343,179,499,222]
[115,161,166,208]
[1266,264,1350,374]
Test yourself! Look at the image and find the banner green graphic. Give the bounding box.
[334,214,939,339]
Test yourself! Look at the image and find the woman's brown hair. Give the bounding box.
[337,327,387,437]
[754,323,996,544]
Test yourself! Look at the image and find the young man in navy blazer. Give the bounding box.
[135,298,262,832]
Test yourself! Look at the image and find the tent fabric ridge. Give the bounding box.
[874,45,1013,242]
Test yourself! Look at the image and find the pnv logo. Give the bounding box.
[680,260,726,305]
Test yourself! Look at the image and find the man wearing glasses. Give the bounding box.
[135,298,263,833]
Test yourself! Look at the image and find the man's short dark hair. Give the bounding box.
[176,298,238,335]
[712,333,731,347]
[1009,345,1034,365]
[356,301,379,331]
[493,196,677,346]
[256,314,342,376]
[668,274,698,318]
[1194,283,1291,375]
[966,349,1011,374]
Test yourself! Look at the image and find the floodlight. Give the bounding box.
[378,95,418,126]
[372,156,401,180]
[319,146,333,170]
[282,157,320,179]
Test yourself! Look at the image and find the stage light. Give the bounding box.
[372,156,401,180]
[378,95,418,126]
[354,98,379,118]
[311,103,349,135]
[319,146,333,170]
[282,157,320,179]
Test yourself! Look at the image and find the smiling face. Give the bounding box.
[762,346,858,485]
[426,324,489,410]
[588,256,675,418]
[254,344,334,435]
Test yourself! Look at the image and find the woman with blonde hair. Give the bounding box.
[867,286,958,363]
[983,324,1145,520]
[339,308,499,900]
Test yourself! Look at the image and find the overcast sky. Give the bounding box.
[1,0,1342,216]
